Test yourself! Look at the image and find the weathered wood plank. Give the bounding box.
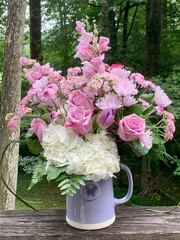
[0,206,179,240]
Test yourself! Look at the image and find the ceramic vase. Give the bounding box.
[66,163,133,230]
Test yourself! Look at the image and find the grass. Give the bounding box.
[15,171,179,210]
[16,172,66,210]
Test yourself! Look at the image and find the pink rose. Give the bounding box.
[65,106,93,135]
[29,118,48,142]
[66,90,94,110]
[118,114,145,141]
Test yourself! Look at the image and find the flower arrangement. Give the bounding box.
[7,21,175,195]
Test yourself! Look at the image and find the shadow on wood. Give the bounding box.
[0,206,180,240]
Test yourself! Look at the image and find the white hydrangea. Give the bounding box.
[42,123,83,167]
[42,124,120,181]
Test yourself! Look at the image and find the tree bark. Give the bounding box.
[107,1,118,63]
[29,0,42,62]
[145,0,162,76]
[0,0,26,210]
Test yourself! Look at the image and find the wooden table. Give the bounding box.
[0,206,180,240]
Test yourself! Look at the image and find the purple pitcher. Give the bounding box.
[66,163,133,230]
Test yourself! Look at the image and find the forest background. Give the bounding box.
[0,0,180,209]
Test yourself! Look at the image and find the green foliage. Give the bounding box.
[28,156,86,196]
[58,175,86,196]
[19,155,39,174]
[28,160,47,190]
[132,141,149,157]
[25,137,43,155]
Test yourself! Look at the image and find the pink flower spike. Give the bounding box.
[75,21,85,34]
[29,118,48,142]
[20,57,36,66]
[154,86,172,107]
[98,37,111,53]
[7,115,19,132]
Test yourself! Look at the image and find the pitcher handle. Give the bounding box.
[114,163,133,206]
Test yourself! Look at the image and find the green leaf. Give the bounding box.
[132,141,149,157]
[58,178,70,188]
[92,114,99,132]
[123,104,146,116]
[25,137,43,155]
[71,180,80,189]
[46,165,66,181]
[69,186,77,194]
[61,188,70,195]
[28,161,47,190]
[140,93,154,103]
[152,132,165,145]
[60,183,71,190]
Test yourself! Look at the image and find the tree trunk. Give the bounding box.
[162,0,167,28]
[29,0,42,62]
[141,156,151,196]
[145,0,162,76]
[121,1,130,60]
[0,0,26,210]
[108,4,118,63]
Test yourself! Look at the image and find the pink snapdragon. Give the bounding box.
[75,21,84,34]
[50,109,63,123]
[98,37,111,53]
[32,76,48,90]
[29,118,48,142]
[90,54,106,73]
[7,115,19,132]
[41,83,59,106]
[75,43,94,61]
[25,63,53,84]
[20,57,36,66]
[40,63,53,75]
